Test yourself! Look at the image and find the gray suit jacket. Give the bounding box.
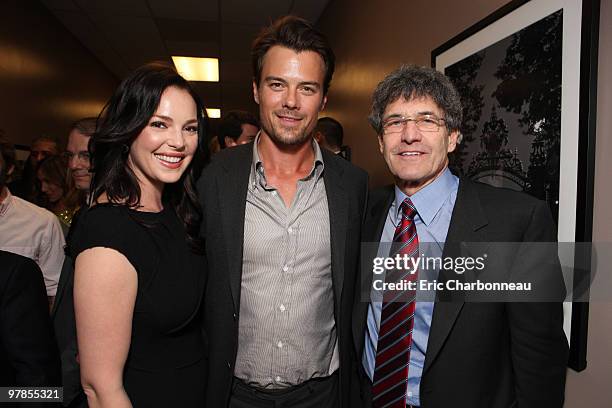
[197,142,368,407]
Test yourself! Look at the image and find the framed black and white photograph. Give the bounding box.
[432,0,600,371]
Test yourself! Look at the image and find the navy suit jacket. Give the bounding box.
[352,178,569,408]
[0,250,60,387]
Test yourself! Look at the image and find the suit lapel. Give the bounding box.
[322,151,348,320]
[352,186,394,356]
[423,178,488,373]
[219,145,253,313]
[365,188,394,246]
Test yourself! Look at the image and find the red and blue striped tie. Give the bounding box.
[372,198,419,408]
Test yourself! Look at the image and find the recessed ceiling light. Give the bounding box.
[172,56,219,82]
[206,108,221,119]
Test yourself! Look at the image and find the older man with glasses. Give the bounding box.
[353,64,568,408]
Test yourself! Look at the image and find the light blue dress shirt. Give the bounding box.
[363,168,458,406]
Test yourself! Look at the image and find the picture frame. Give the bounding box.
[431,0,600,371]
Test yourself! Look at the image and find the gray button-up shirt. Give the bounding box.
[234,135,339,389]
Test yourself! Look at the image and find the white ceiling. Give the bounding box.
[40,0,331,115]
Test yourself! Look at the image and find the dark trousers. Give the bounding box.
[229,372,338,408]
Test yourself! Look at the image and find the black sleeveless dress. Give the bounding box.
[73,204,206,407]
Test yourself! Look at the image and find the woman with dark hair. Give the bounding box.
[72,62,208,407]
[37,155,83,235]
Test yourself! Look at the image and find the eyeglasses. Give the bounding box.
[382,114,446,134]
[63,151,90,163]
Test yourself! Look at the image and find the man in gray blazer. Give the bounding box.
[198,15,367,408]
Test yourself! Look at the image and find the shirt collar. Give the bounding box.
[0,188,14,217]
[393,167,458,226]
[250,132,325,190]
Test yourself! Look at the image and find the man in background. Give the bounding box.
[0,137,65,306]
[52,117,96,408]
[11,135,59,203]
[65,118,95,193]
[30,136,60,166]
[218,110,259,149]
[314,117,350,161]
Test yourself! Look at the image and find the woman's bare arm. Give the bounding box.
[74,247,137,408]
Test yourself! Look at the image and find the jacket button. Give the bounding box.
[233,313,237,320]
[227,361,231,369]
